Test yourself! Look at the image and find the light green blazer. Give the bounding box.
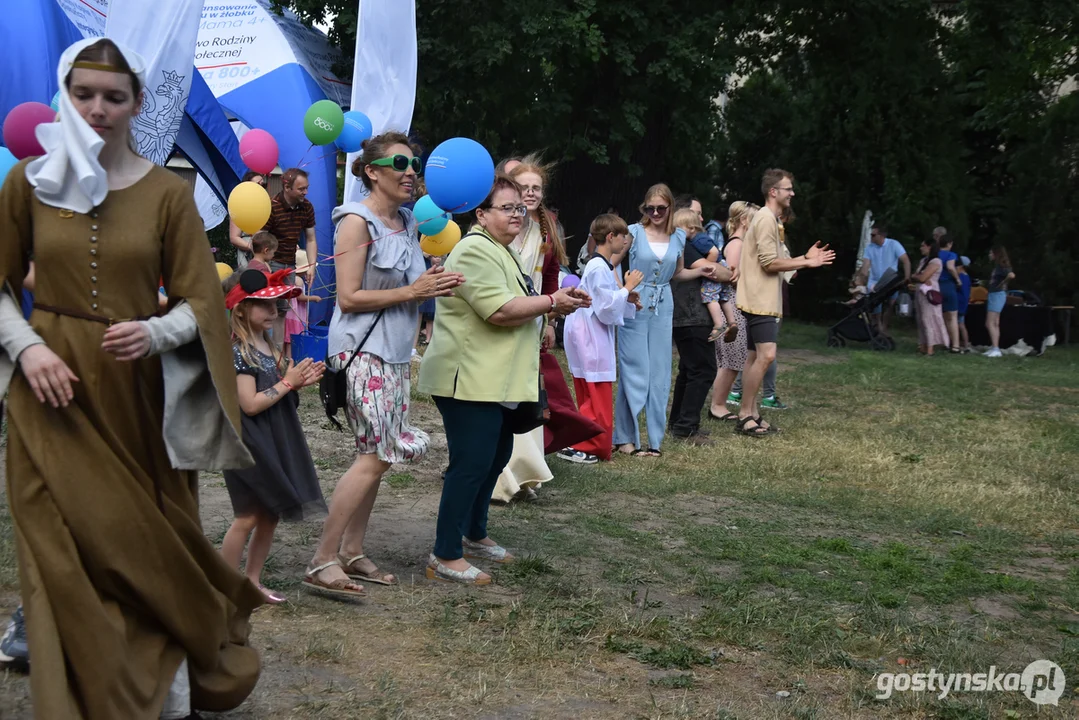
[417,227,541,402]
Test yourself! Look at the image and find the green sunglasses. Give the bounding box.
[370,154,423,174]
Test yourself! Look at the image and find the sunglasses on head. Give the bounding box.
[643,204,669,216]
[370,154,423,174]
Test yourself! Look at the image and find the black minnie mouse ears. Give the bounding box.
[225,268,302,309]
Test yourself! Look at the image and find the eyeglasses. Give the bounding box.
[488,204,528,216]
[370,154,423,174]
[642,205,669,216]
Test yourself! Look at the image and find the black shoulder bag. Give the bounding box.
[319,309,384,431]
[475,232,551,435]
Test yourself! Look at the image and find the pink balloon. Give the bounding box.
[239,129,279,175]
[2,102,56,160]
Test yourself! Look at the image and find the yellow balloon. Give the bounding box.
[228,181,271,235]
[216,262,234,282]
[419,221,462,257]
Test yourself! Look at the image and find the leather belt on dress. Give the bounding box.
[32,302,157,326]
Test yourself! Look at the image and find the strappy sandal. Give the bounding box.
[426,554,492,585]
[722,324,739,342]
[755,416,780,434]
[734,416,770,437]
[707,326,724,342]
[302,559,367,599]
[338,553,397,586]
[632,448,662,457]
[709,409,738,422]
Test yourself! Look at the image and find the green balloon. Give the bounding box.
[303,100,345,145]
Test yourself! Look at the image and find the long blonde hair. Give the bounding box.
[229,300,286,374]
[509,153,568,265]
[726,201,760,238]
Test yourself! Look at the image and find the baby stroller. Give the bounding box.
[826,268,907,351]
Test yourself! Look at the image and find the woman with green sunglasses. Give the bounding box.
[369,153,423,174]
[304,131,463,598]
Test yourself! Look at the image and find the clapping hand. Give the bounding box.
[300,360,326,387]
[624,269,645,292]
[627,291,643,311]
[566,287,592,309]
[411,265,465,301]
[805,242,836,267]
[284,358,316,389]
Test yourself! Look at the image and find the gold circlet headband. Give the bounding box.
[71,61,127,74]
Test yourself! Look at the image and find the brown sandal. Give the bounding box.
[338,553,397,586]
[302,559,367,599]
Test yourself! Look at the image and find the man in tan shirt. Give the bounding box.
[734,168,835,436]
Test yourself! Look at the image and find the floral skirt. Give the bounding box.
[330,352,430,463]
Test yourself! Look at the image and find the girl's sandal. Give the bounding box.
[338,553,397,586]
[722,324,739,342]
[707,326,724,342]
[302,559,367,599]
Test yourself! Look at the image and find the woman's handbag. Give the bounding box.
[926,289,943,305]
[319,309,384,431]
[503,372,550,434]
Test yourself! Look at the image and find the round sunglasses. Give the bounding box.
[642,204,669,216]
[370,154,423,174]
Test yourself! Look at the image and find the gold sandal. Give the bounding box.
[338,553,397,586]
[302,559,367,599]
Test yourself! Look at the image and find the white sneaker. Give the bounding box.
[986,347,1002,358]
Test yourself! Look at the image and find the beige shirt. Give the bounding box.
[736,208,784,317]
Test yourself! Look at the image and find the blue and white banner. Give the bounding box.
[342,0,418,205]
[106,0,205,166]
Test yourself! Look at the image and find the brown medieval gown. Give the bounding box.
[0,159,264,718]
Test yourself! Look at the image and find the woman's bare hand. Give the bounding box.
[101,322,152,361]
[410,265,465,301]
[18,344,79,408]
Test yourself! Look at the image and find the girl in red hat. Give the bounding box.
[219,269,338,602]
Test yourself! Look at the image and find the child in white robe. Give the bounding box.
[558,214,643,462]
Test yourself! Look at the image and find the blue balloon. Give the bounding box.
[0,147,17,185]
[50,91,61,112]
[425,138,494,214]
[335,110,373,153]
[414,195,450,236]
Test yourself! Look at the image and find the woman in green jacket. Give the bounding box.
[418,175,589,583]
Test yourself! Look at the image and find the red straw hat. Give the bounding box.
[226,269,302,310]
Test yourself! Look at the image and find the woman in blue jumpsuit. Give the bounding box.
[613,184,711,456]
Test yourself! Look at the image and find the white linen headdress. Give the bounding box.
[25,38,147,213]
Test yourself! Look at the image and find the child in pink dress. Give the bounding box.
[286,248,323,360]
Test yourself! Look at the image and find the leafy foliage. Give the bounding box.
[274,0,1078,323]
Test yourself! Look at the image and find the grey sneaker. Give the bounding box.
[0,605,29,668]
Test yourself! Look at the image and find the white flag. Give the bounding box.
[106,0,206,166]
[343,0,418,204]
